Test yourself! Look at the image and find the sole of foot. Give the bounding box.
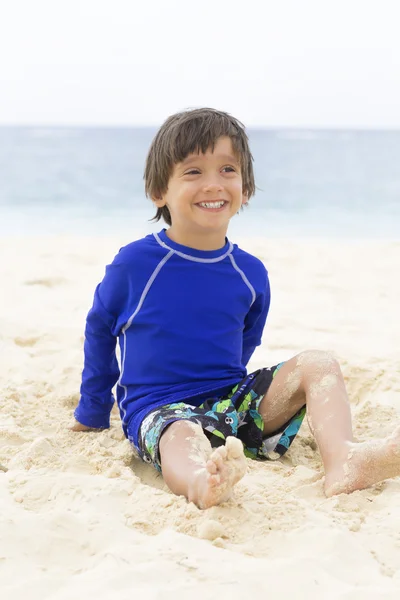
[191,436,247,509]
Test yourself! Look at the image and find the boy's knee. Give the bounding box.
[296,349,340,379]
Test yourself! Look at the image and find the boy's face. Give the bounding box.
[153,137,246,246]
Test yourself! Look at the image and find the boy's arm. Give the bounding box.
[242,271,271,366]
[73,264,127,430]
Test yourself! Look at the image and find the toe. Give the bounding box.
[226,436,244,459]
[206,459,218,475]
[210,446,226,470]
[216,445,228,459]
[210,449,225,470]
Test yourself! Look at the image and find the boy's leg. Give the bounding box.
[159,420,247,509]
[259,350,400,495]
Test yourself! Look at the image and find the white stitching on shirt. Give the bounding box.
[119,249,174,424]
[228,254,256,306]
[153,232,233,263]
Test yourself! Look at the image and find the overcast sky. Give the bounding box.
[1,0,399,128]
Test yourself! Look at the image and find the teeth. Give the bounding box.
[199,201,225,209]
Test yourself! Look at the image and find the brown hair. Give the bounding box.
[144,107,255,226]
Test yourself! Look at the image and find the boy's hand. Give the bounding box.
[70,420,102,432]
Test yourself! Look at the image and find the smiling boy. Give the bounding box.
[72,108,400,509]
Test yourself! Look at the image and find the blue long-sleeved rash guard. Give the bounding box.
[74,229,271,447]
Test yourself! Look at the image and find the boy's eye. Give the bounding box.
[183,166,237,175]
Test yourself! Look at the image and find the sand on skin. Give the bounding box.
[0,235,399,600]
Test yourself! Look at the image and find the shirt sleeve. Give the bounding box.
[74,263,128,429]
[242,271,271,367]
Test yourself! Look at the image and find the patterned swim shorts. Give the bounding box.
[137,365,306,471]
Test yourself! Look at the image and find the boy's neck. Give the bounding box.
[165,227,227,251]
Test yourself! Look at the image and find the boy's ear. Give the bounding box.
[152,196,166,208]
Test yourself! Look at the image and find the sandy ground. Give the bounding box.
[1,235,399,599]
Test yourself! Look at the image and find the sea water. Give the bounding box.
[0,127,399,238]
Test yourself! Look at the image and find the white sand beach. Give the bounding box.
[1,235,399,599]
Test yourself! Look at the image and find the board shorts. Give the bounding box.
[136,364,306,471]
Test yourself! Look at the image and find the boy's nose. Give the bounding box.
[202,180,224,193]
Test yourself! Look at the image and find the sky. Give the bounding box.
[0,0,399,128]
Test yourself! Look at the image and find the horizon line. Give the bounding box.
[1,123,400,132]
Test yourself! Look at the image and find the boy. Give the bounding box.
[72,108,400,509]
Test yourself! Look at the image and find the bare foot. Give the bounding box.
[325,426,400,496]
[188,437,247,509]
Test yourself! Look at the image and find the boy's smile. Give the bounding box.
[196,200,227,212]
[153,137,247,250]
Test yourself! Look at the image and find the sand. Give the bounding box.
[1,235,399,599]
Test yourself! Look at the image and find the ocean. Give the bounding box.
[1,127,399,238]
